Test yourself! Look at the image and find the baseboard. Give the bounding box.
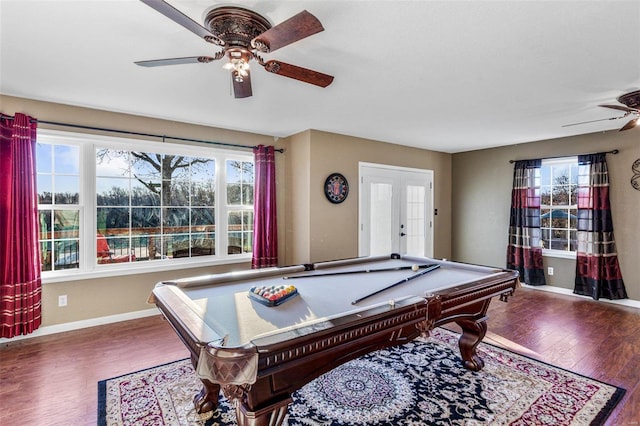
[0,308,159,344]
[521,284,640,309]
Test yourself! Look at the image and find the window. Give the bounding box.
[37,142,82,272]
[36,130,254,279]
[540,157,578,255]
[226,160,254,254]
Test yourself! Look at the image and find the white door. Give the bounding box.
[359,163,433,257]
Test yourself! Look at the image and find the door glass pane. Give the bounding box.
[369,183,393,256]
[406,185,425,256]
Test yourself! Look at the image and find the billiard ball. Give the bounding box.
[412,264,419,272]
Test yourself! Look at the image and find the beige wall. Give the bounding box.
[39,263,245,325]
[283,131,311,264]
[452,129,640,301]
[284,130,452,264]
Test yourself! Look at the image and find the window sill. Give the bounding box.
[542,249,576,260]
[42,255,252,284]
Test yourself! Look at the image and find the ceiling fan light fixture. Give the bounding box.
[224,59,250,80]
[223,48,251,82]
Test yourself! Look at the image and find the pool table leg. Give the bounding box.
[194,378,220,414]
[235,395,292,426]
[189,351,220,413]
[455,317,488,371]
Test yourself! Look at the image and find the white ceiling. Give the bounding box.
[1,0,639,153]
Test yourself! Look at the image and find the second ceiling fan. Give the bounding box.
[136,0,334,98]
[563,90,640,132]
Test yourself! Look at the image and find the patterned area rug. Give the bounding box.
[98,328,624,425]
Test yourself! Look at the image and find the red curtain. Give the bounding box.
[251,145,278,268]
[506,159,546,285]
[574,153,627,300]
[0,113,42,338]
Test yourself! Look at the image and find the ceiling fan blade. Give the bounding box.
[139,0,222,45]
[619,117,639,131]
[135,56,219,67]
[263,60,333,87]
[252,10,324,53]
[232,71,253,98]
[598,104,633,113]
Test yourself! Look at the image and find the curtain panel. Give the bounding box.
[574,153,627,300]
[251,145,278,269]
[506,159,546,285]
[0,113,42,338]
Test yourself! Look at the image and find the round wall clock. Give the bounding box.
[324,173,349,204]
[632,158,640,191]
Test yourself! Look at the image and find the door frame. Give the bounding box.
[358,162,434,257]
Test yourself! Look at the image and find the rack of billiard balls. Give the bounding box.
[248,284,299,306]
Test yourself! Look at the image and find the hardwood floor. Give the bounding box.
[0,287,638,425]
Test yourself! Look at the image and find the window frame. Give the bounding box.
[36,135,85,274]
[37,129,254,283]
[540,156,578,260]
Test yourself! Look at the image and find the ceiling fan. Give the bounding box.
[135,0,334,98]
[563,90,640,131]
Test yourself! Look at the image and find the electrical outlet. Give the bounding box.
[58,295,67,307]
[547,267,554,276]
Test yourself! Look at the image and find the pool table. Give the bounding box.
[149,254,519,426]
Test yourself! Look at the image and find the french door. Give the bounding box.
[359,163,433,257]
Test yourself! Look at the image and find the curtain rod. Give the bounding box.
[509,149,618,164]
[0,113,284,153]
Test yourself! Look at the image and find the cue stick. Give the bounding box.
[283,264,436,280]
[351,264,441,305]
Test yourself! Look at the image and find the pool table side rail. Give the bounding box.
[434,270,519,300]
[166,265,308,289]
[150,284,227,359]
[312,254,400,269]
[245,270,518,394]
[402,255,514,273]
[436,271,519,326]
[400,255,520,312]
[242,296,443,409]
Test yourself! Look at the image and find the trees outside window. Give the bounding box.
[36,130,253,277]
[37,142,81,271]
[96,149,217,262]
[540,158,578,253]
[226,160,254,255]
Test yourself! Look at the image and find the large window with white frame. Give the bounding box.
[540,157,578,256]
[36,130,254,278]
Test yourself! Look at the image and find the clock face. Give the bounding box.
[324,173,349,204]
